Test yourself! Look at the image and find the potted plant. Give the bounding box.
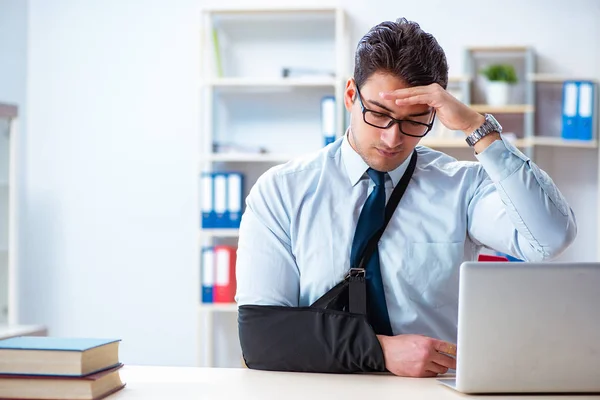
[479,64,518,106]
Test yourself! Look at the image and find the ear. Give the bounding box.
[344,78,356,113]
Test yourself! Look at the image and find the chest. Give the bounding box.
[290,178,470,299]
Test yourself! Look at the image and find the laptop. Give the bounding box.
[438,261,600,394]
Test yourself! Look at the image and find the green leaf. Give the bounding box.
[479,64,518,83]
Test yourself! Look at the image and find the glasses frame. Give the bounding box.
[355,85,436,138]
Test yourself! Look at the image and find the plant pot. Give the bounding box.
[485,81,510,106]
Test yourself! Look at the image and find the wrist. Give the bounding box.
[463,113,486,136]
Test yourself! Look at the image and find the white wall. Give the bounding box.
[24,0,200,365]
[13,0,600,367]
[0,0,27,105]
[0,0,27,324]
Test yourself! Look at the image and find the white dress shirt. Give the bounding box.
[235,132,577,343]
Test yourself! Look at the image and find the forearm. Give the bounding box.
[238,305,386,373]
[474,140,577,260]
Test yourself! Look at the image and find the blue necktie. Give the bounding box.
[350,168,393,336]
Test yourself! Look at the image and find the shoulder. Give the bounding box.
[250,140,340,202]
[255,140,339,190]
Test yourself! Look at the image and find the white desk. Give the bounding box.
[110,366,600,399]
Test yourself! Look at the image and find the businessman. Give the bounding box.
[235,18,577,377]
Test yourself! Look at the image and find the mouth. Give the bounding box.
[376,148,401,158]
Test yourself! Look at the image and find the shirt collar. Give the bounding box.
[341,128,412,187]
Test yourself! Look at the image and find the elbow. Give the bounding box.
[529,210,578,261]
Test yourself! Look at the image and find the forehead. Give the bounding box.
[359,72,431,116]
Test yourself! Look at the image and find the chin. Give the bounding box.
[369,152,405,172]
[370,158,403,173]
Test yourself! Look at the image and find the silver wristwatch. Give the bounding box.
[465,114,503,147]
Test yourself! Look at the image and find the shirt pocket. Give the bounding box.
[403,242,463,309]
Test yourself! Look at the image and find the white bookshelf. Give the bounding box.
[0,103,18,327]
[198,5,349,368]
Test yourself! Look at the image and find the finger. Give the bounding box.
[426,362,449,375]
[418,370,439,378]
[379,86,431,100]
[431,351,457,370]
[433,340,457,356]
[393,94,432,106]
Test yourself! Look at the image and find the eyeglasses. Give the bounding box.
[355,85,436,138]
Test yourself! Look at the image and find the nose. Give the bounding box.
[380,122,403,149]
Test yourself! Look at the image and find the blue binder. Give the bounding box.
[201,247,215,303]
[212,172,229,228]
[561,81,579,140]
[201,172,244,229]
[226,172,244,228]
[321,96,336,146]
[200,172,215,228]
[576,81,596,141]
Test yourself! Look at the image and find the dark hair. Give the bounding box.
[354,18,448,90]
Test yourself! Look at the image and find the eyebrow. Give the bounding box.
[365,97,432,118]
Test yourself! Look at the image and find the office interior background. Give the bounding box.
[0,0,598,368]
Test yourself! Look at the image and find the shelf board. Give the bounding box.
[529,137,598,148]
[421,137,528,148]
[200,229,240,238]
[204,153,297,163]
[448,75,471,84]
[422,137,597,149]
[198,303,238,312]
[470,104,534,114]
[207,77,337,88]
[204,6,339,14]
[527,73,598,83]
[466,46,530,53]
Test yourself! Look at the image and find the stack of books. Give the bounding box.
[0,336,125,400]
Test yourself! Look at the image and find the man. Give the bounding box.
[235,18,577,377]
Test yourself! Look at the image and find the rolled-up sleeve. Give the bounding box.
[468,138,577,261]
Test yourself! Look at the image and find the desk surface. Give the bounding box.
[110,366,600,400]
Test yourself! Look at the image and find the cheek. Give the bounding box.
[405,136,422,147]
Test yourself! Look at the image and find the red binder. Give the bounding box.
[213,245,237,303]
[477,254,509,262]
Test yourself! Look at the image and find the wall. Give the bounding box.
[24,0,200,365]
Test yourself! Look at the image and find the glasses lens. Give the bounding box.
[400,120,430,137]
[364,111,393,129]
